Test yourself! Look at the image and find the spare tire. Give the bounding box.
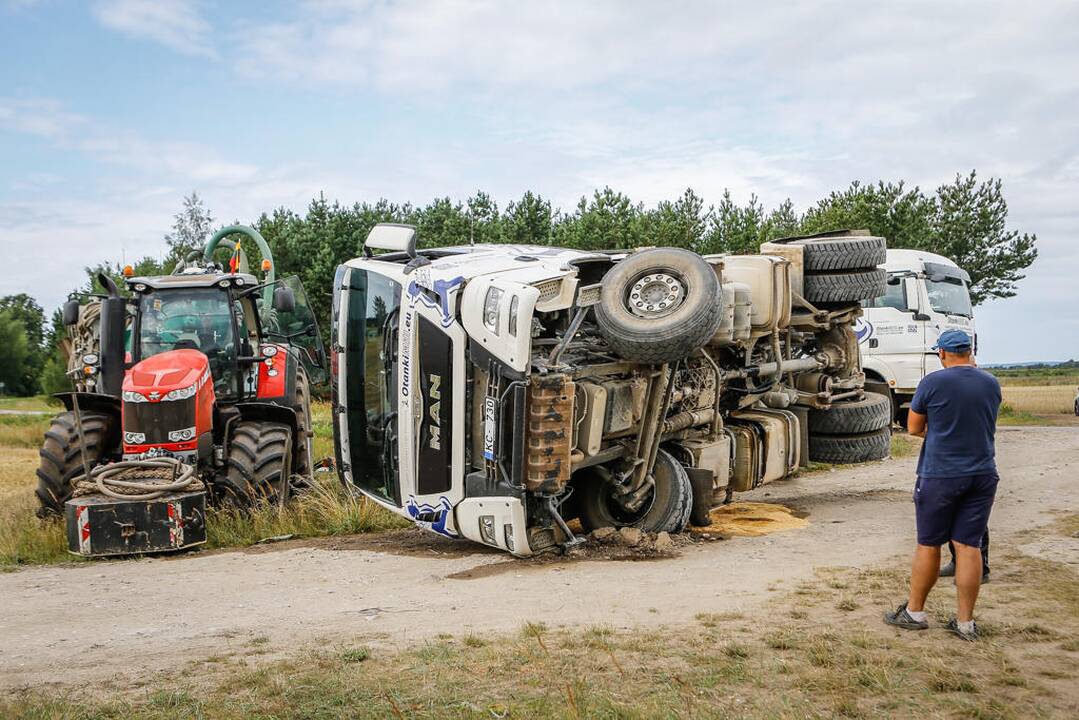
[793,235,886,272]
[596,248,724,364]
[808,392,892,435]
[803,268,887,304]
[809,428,891,464]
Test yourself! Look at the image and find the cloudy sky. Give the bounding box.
[1,0,1077,364]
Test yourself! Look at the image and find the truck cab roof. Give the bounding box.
[883,248,960,272]
[349,243,614,286]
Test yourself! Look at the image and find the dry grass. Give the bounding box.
[0,395,55,412]
[1000,385,1075,415]
[4,549,1077,718]
[0,402,406,569]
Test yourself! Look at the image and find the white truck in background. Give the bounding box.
[857,249,976,425]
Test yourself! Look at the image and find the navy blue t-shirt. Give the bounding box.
[910,365,1001,478]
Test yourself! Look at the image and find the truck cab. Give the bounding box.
[857,249,975,423]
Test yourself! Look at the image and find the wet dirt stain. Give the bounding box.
[693,502,810,538]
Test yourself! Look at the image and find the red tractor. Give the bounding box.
[37,225,325,554]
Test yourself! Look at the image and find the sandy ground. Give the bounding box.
[1,426,1076,692]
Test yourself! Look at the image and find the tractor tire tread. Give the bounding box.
[35,411,115,516]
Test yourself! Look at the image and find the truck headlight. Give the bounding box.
[122,390,148,403]
[168,426,196,442]
[124,431,146,444]
[164,385,197,401]
[483,287,503,334]
[508,295,519,338]
[479,515,496,545]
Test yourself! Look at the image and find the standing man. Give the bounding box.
[884,330,1001,641]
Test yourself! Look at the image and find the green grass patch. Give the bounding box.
[0,413,52,449]
[0,395,56,412]
[996,402,1044,426]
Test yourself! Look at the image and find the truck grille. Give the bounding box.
[534,279,562,303]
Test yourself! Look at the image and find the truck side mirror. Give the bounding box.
[62,299,80,326]
[273,285,296,313]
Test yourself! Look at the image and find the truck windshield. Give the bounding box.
[353,270,401,502]
[137,288,238,397]
[925,277,973,317]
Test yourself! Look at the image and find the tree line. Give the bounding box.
[0,171,1037,397]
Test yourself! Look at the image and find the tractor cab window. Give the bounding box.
[259,276,328,386]
[137,288,239,398]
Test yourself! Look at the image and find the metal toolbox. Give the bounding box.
[64,491,207,558]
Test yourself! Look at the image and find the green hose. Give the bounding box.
[204,224,276,304]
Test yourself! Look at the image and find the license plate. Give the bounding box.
[483,396,497,460]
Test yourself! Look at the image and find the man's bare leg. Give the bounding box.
[954,541,983,622]
[907,544,941,612]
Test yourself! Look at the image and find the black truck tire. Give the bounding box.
[803,268,887,304]
[596,248,724,364]
[578,448,692,534]
[792,235,886,272]
[218,421,293,506]
[35,411,116,516]
[808,428,891,464]
[808,393,893,435]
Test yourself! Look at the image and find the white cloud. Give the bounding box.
[5,2,1079,362]
[91,0,216,58]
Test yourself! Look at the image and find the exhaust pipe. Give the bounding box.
[97,272,126,398]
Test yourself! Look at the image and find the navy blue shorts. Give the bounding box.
[913,473,998,547]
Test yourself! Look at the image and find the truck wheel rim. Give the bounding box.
[627,272,686,319]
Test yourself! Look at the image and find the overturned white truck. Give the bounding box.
[331,227,892,555]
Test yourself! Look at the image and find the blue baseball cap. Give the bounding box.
[933,329,973,352]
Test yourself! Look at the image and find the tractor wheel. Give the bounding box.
[596,248,724,364]
[218,421,293,506]
[35,411,116,516]
[578,449,692,534]
[291,367,314,489]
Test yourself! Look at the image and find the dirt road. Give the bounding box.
[2,427,1076,692]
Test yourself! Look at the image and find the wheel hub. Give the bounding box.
[627,272,686,318]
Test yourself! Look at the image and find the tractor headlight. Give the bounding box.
[164,385,197,401]
[168,426,196,442]
[508,295,519,338]
[122,390,148,403]
[81,353,98,365]
[261,344,278,358]
[483,287,503,334]
[124,431,146,444]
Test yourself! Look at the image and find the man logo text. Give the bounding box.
[428,373,442,450]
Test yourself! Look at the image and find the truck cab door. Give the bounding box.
[859,275,929,391]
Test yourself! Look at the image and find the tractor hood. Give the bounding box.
[123,349,210,401]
